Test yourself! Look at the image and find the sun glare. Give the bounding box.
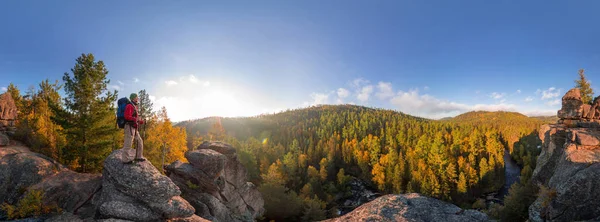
[201,90,244,117]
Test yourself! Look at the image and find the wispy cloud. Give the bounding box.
[390,89,518,119]
[376,82,394,100]
[118,81,125,86]
[337,88,349,98]
[165,80,178,86]
[109,85,121,90]
[490,92,506,100]
[1,87,6,92]
[546,99,560,106]
[351,78,369,88]
[525,96,534,102]
[516,89,521,94]
[303,92,331,106]
[539,87,561,100]
[133,78,140,83]
[357,85,374,102]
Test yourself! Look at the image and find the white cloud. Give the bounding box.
[188,75,198,83]
[390,89,518,119]
[376,82,394,100]
[133,78,140,83]
[109,85,121,90]
[357,85,374,102]
[352,78,369,87]
[303,92,330,106]
[165,80,178,86]
[424,86,430,91]
[516,89,521,94]
[525,96,534,102]
[180,75,211,86]
[118,81,125,86]
[546,99,561,106]
[522,109,557,117]
[337,88,350,98]
[540,87,561,100]
[490,92,506,100]
[1,87,6,92]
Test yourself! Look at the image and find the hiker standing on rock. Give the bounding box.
[121,93,145,163]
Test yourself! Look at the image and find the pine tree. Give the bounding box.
[575,69,594,104]
[457,172,467,194]
[50,53,118,173]
[137,89,154,141]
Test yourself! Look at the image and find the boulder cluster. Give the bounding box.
[557,88,600,127]
[95,149,199,221]
[0,142,263,221]
[165,141,265,222]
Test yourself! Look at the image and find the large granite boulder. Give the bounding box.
[165,141,265,222]
[323,193,489,222]
[97,148,196,221]
[0,145,101,219]
[529,124,600,221]
[557,88,583,120]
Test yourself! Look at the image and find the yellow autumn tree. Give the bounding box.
[145,106,188,171]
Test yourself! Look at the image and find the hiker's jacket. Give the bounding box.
[124,103,143,128]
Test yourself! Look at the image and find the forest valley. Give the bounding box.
[4,53,571,222]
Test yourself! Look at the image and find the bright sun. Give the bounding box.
[200,90,244,117]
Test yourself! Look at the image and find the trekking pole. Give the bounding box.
[140,98,145,140]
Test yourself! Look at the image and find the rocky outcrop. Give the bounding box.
[529,88,600,221]
[528,124,600,221]
[557,88,600,127]
[0,145,210,221]
[96,148,197,221]
[165,141,265,222]
[0,92,17,146]
[0,145,101,216]
[336,178,379,215]
[0,92,17,134]
[324,193,489,222]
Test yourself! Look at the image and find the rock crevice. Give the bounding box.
[529,88,600,222]
[165,141,265,222]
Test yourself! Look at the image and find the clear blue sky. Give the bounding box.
[1,1,599,121]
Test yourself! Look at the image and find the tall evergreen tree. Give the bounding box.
[575,69,594,104]
[51,53,118,173]
[138,89,153,140]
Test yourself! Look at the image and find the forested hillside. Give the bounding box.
[178,105,545,221]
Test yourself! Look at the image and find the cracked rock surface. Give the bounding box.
[323,193,489,222]
[165,141,265,222]
[529,124,600,222]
